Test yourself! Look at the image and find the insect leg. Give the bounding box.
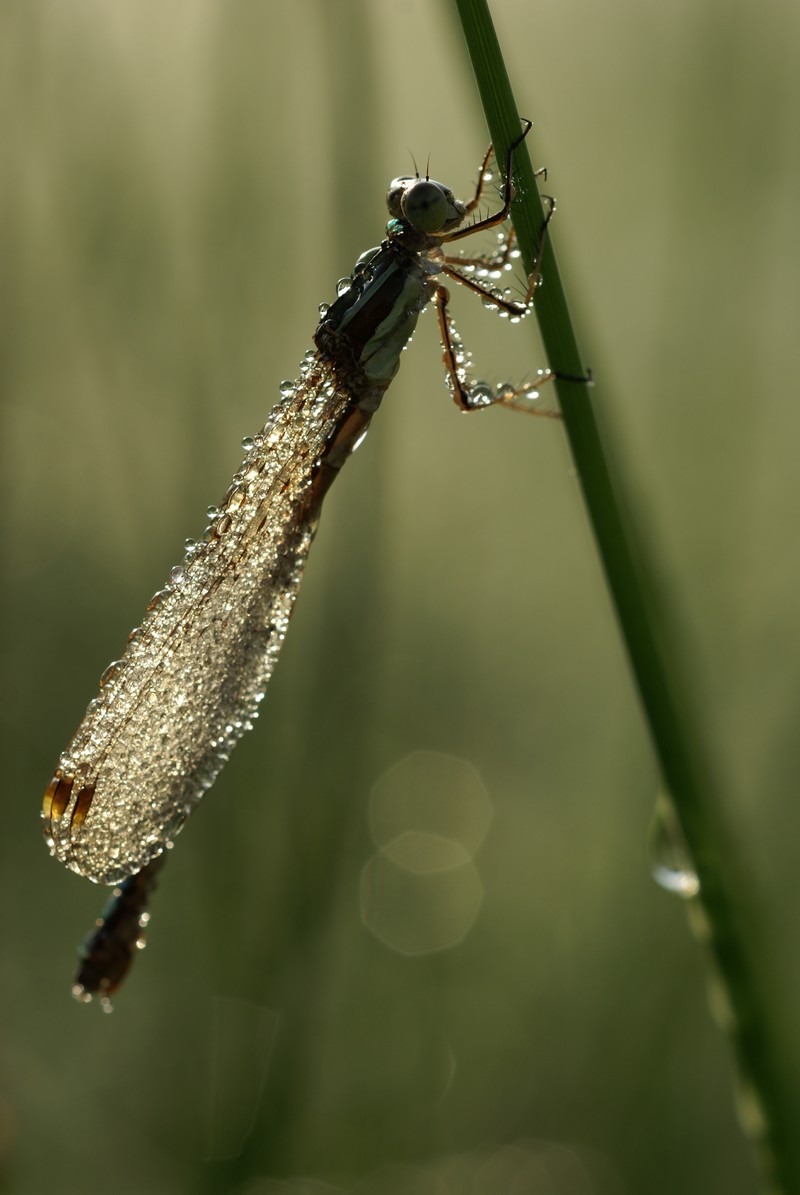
[443,227,517,273]
[434,283,558,416]
[461,142,497,216]
[441,119,533,244]
[441,193,556,320]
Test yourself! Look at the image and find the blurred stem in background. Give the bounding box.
[452,0,800,1190]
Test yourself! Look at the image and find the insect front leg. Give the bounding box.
[442,119,533,245]
[461,141,497,217]
[446,170,547,275]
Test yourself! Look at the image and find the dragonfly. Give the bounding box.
[42,119,558,1004]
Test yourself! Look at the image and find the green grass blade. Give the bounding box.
[453,0,799,1189]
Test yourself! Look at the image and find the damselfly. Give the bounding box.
[43,120,556,1003]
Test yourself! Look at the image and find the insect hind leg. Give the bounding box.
[434,284,559,417]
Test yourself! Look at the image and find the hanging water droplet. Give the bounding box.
[648,793,700,898]
[279,379,295,397]
[241,435,255,452]
[470,382,494,407]
[494,381,517,401]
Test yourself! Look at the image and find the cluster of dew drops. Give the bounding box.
[103,349,330,697]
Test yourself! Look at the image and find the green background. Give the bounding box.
[2,2,798,1192]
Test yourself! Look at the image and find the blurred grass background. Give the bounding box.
[2,1,799,1193]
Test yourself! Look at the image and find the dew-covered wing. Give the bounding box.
[43,361,348,885]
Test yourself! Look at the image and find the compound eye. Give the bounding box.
[400,180,449,233]
[387,177,415,219]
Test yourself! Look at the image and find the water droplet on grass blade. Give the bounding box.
[648,793,700,898]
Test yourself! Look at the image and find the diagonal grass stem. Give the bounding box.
[453,0,800,1189]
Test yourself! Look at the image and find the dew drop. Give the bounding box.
[224,484,246,512]
[494,381,517,400]
[279,379,295,397]
[734,1072,769,1144]
[146,588,166,612]
[99,661,120,688]
[648,793,700,898]
[469,382,494,407]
